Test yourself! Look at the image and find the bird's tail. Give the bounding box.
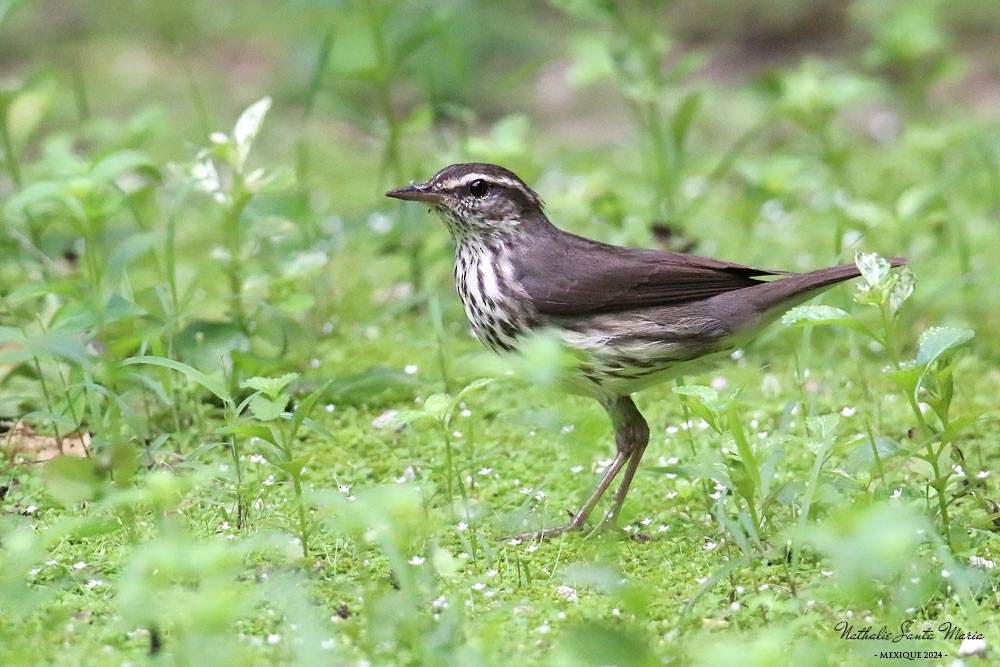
[739,257,908,319]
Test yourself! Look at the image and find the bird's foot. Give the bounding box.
[506,523,582,542]
[504,509,588,542]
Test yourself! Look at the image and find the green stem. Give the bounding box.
[292,474,310,558]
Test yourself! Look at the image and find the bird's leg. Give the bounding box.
[598,397,650,532]
[510,396,646,541]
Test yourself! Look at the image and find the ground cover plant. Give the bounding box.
[1,1,998,665]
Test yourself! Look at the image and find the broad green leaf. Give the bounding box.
[423,393,451,421]
[247,393,289,422]
[884,360,921,394]
[916,326,974,367]
[377,409,431,428]
[888,268,915,316]
[451,377,493,407]
[781,304,873,338]
[226,423,277,446]
[242,372,300,399]
[672,385,719,403]
[855,251,892,289]
[91,149,160,182]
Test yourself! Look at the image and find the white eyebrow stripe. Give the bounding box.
[435,173,525,192]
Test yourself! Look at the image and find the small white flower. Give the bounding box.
[24,505,37,514]
[840,406,857,417]
[325,403,336,413]
[404,364,418,375]
[86,579,103,588]
[72,561,87,570]
[263,474,275,487]
[658,524,669,532]
[571,465,584,474]
[478,468,492,475]
[408,556,425,566]
[266,633,281,645]
[471,583,486,591]
[456,522,468,531]
[249,454,266,464]
[524,543,538,553]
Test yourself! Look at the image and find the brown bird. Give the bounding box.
[387,163,906,539]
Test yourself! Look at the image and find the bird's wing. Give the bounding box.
[512,228,787,316]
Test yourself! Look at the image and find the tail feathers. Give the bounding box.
[741,257,908,315]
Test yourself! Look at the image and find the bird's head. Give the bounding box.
[386,163,544,241]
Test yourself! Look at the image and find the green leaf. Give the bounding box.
[888,268,915,316]
[423,393,451,422]
[728,405,760,492]
[916,327,974,367]
[855,251,892,289]
[247,393,290,422]
[122,355,231,404]
[376,410,431,428]
[672,384,719,403]
[288,378,337,441]
[242,372,300,399]
[781,305,874,338]
[671,91,702,151]
[90,149,160,182]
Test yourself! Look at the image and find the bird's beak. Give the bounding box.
[385,182,443,204]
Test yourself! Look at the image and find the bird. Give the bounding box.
[386,162,906,540]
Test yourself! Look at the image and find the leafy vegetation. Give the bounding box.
[1,1,997,665]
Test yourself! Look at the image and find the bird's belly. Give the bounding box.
[555,316,737,398]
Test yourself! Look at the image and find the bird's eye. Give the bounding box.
[468,179,489,198]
